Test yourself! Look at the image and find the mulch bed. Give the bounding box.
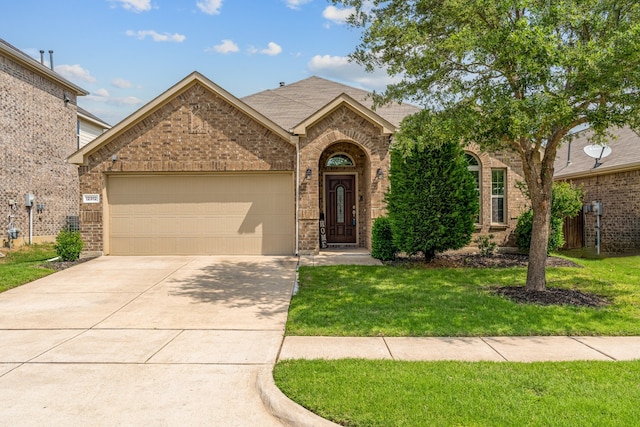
[42,256,98,271]
[387,252,609,308]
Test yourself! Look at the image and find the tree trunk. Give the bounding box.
[526,196,551,291]
[521,143,555,292]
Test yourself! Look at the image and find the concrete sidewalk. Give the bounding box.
[279,336,640,362]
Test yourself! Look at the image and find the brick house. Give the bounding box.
[554,126,640,254]
[68,72,527,256]
[1,38,88,247]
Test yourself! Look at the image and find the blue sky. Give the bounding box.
[1,0,395,125]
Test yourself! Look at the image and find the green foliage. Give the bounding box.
[516,182,584,253]
[516,210,565,253]
[387,113,479,260]
[371,216,397,261]
[54,229,84,261]
[474,234,497,257]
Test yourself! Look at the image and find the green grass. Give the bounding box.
[274,359,640,427]
[287,256,640,336]
[0,243,57,292]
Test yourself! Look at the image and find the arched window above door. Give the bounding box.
[326,153,355,167]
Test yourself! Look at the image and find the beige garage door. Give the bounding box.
[106,173,294,255]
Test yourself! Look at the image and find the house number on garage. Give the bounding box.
[82,194,100,204]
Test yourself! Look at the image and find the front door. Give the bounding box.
[325,175,356,244]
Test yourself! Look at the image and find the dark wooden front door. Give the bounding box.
[325,175,356,243]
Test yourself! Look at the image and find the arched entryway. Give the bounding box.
[319,142,370,248]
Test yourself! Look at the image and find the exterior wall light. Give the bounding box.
[376,168,384,180]
[305,168,312,180]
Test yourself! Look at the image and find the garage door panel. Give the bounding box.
[107,174,293,255]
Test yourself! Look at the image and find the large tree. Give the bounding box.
[333,0,640,290]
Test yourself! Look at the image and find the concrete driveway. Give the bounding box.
[0,255,297,426]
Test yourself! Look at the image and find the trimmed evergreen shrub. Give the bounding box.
[386,112,479,261]
[371,216,397,261]
[54,229,84,261]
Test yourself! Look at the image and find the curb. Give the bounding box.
[256,368,340,427]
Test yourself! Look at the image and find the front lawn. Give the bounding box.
[0,244,57,292]
[286,256,640,336]
[274,359,640,427]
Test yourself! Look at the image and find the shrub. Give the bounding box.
[386,112,479,261]
[515,182,584,254]
[474,234,497,257]
[54,229,84,261]
[371,216,397,261]
[515,210,564,253]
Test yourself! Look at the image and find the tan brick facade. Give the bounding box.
[297,105,390,253]
[78,83,295,252]
[562,170,640,254]
[468,145,528,247]
[1,51,80,247]
[72,73,527,255]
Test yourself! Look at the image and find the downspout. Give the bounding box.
[293,135,300,256]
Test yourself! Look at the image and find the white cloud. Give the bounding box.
[111,0,152,12]
[93,88,110,97]
[208,39,239,54]
[196,0,222,15]
[322,5,355,25]
[260,42,282,56]
[86,94,144,106]
[284,0,311,10]
[307,54,399,91]
[126,30,186,42]
[112,78,134,89]
[55,64,97,83]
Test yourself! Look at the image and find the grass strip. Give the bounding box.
[275,359,640,427]
[0,244,57,292]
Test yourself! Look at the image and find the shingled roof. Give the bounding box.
[242,76,421,131]
[554,126,640,179]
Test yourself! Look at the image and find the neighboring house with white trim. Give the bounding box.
[554,126,640,254]
[77,107,111,149]
[68,72,527,256]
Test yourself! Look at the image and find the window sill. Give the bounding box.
[489,224,508,231]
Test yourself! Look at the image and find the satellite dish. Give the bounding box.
[583,144,612,168]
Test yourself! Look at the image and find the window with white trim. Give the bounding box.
[491,169,506,223]
[466,153,481,223]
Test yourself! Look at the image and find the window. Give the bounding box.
[491,169,506,223]
[466,153,481,223]
[326,154,354,167]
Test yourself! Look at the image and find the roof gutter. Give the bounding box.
[554,161,640,181]
[0,39,88,96]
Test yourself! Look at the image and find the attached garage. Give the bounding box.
[106,173,294,255]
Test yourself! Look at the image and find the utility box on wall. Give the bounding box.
[25,193,35,207]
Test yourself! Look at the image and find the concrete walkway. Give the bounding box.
[279,335,640,362]
[0,255,297,426]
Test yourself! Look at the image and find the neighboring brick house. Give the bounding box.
[68,72,527,256]
[0,38,88,247]
[554,126,640,254]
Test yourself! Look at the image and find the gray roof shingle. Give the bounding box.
[554,126,640,179]
[242,76,421,131]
